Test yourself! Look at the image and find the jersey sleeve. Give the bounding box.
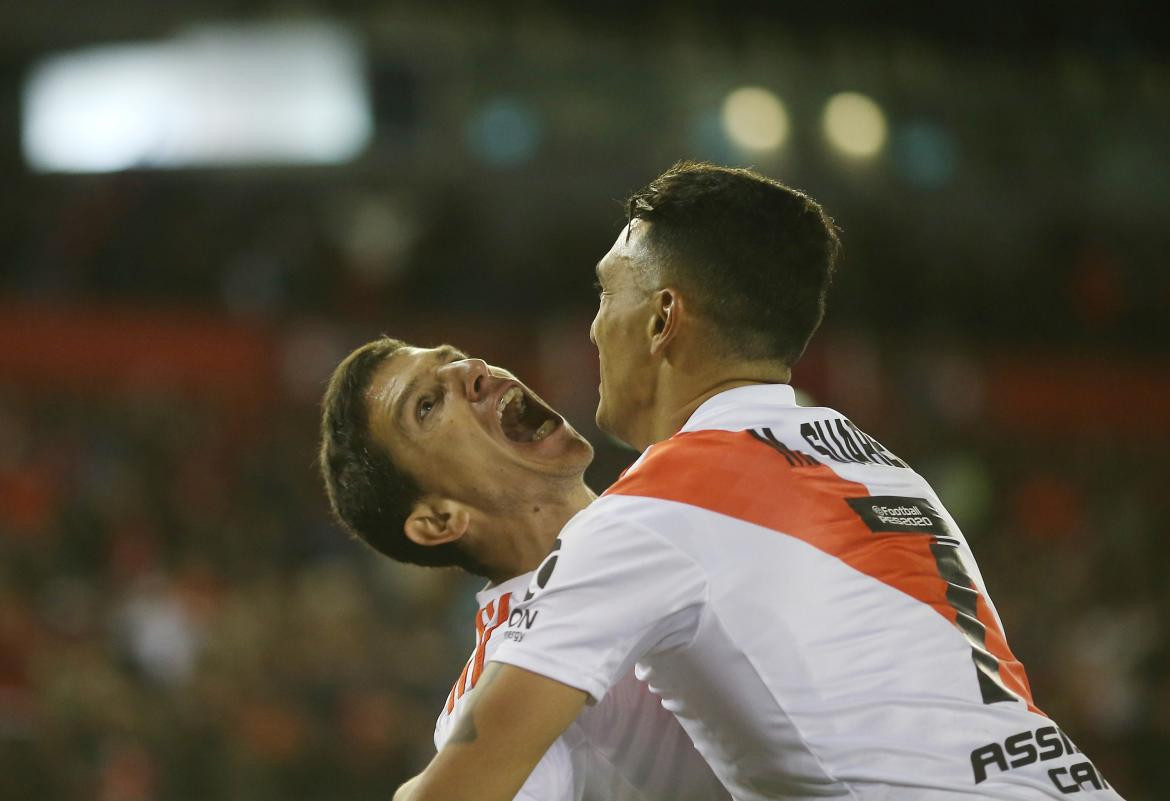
[488,505,708,702]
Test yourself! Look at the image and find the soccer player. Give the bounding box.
[318,338,729,801]
[393,163,1126,801]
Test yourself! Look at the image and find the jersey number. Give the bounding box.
[928,539,1018,705]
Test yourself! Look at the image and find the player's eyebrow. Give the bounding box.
[394,346,469,432]
[594,261,603,282]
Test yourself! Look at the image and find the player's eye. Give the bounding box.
[416,392,441,422]
[593,278,605,297]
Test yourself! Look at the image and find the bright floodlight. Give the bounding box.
[721,87,789,153]
[22,23,372,172]
[822,92,887,159]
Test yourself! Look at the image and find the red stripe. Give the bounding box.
[977,593,1037,709]
[447,657,472,714]
[475,601,493,640]
[471,594,512,686]
[605,429,1038,712]
[446,600,496,713]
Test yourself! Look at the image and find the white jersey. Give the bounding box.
[434,573,729,801]
[490,384,1124,801]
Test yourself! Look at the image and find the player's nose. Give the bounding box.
[439,359,491,402]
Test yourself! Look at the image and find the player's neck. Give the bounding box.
[475,480,595,585]
[637,362,791,450]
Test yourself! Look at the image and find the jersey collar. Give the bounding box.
[679,383,797,434]
[476,571,533,607]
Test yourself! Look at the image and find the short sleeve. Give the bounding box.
[488,505,707,702]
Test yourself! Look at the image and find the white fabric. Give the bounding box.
[490,384,1125,801]
[434,574,729,801]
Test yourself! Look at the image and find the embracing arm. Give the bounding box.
[393,662,587,801]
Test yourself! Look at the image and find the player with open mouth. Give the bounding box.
[319,336,728,801]
[390,163,1125,801]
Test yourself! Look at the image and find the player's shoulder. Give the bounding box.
[598,426,814,521]
[549,489,699,576]
[617,429,757,479]
[557,492,664,546]
[600,429,760,502]
[563,424,831,551]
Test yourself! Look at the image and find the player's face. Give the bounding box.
[365,346,594,504]
[590,220,660,447]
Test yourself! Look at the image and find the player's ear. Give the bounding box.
[648,287,682,356]
[404,496,471,547]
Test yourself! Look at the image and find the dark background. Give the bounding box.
[0,3,1167,799]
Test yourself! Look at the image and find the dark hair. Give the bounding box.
[318,336,475,572]
[627,161,841,365]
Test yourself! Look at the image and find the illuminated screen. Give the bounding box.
[22,23,372,172]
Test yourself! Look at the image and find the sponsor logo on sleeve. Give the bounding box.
[501,539,563,642]
[845,495,952,537]
[503,607,540,642]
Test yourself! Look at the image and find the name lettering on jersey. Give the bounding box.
[800,418,907,468]
[970,725,1110,794]
[748,427,821,466]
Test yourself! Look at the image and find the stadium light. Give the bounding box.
[822,91,887,159]
[466,97,543,167]
[721,87,790,153]
[22,23,372,172]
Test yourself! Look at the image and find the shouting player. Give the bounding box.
[393,163,1126,801]
[319,338,728,801]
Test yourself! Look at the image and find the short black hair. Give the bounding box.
[627,161,841,365]
[318,336,479,573]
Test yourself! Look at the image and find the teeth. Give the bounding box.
[532,419,556,441]
[496,386,524,422]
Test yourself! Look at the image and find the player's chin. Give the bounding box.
[594,401,627,445]
[557,427,595,459]
[594,397,610,433]
[565,429,595,464]
[528,428,593,474]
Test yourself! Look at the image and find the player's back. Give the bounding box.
[607,384,1122,800]
[498,384,1124,801]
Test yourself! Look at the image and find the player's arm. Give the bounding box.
[393,662,587,801]
[396,510,705,801]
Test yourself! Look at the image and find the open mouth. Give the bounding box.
[495,385,560,443]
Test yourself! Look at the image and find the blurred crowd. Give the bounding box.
[1,4,1167,800]
[0,335,1166,800]
[1,167,1166,801]
[0,390,474,800]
